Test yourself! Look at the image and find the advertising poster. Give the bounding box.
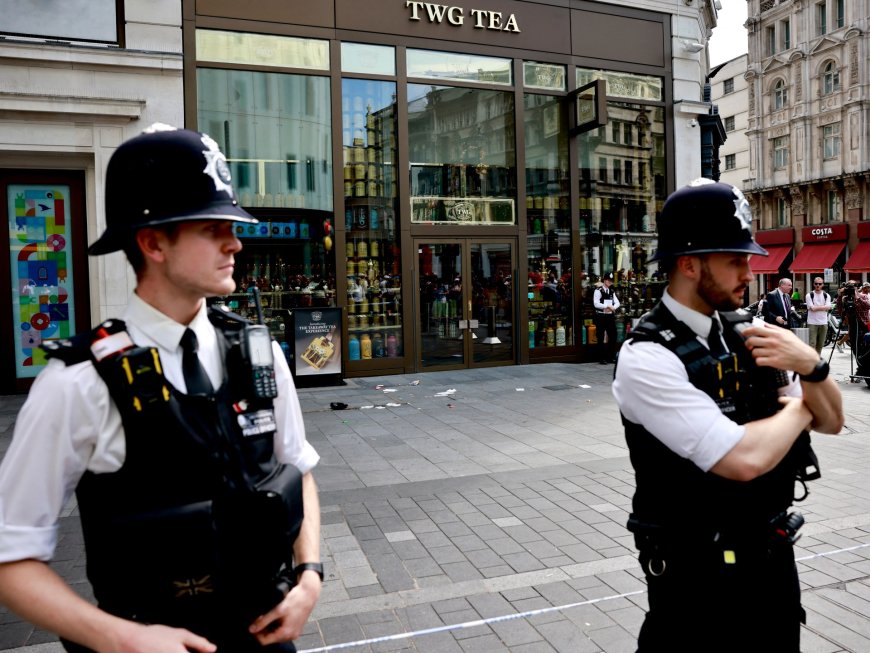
[293,307,342,379]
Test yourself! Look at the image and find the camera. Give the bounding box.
[841,281,857,312]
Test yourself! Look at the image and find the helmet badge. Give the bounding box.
[732,187,752,233]
[200,133,234,197]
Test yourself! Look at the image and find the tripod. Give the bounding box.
[827,302,870,386]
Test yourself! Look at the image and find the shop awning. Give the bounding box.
[789,242,846,273]
[749,245,791,274]
[844,241,870,272]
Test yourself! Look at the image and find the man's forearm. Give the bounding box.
[293,472,320,566]
[801,376,844,434]
[0,560,128,652]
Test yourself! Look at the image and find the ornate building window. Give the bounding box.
[822,61,840,95]
[774,136,789,169]
[774,79,788,109]
[823,123,841,159]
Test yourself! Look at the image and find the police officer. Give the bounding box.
[593,272,620,364]
[0,125,322,653]
[613,179,843,652]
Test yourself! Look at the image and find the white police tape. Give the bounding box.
[298,541,870,653]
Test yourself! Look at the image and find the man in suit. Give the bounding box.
[763,278,796,328]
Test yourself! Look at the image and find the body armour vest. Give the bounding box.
[43,306,303,641]
[622,302,818,540]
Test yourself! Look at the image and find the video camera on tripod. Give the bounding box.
[829,281,870,386]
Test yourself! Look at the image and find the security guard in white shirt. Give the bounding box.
[614,179,843,652]
[0,125,323,653]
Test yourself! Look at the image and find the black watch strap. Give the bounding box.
[799,360,829,383]
[294,562,324,582]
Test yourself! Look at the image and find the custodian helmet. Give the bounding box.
[650,178,768,262]
[88,123,257,255]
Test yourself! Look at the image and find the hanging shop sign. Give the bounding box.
[405,1,521,32]
[802,223,847,242]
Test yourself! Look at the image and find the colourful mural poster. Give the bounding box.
[7,185,76,379]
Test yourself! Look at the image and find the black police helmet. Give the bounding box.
[89,124,257,255]
[650,178,768,262]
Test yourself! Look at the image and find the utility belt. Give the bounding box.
[627,511,803,577]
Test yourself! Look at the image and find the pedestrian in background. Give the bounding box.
[593,272,619,364]
[0,125,323,653]
[763,277,797,328]
[614,179,843,652]
[805,277,832,356]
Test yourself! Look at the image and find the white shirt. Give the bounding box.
[593,286,620,312]
[613,289,801,472]
[0,293,319,563]
[805,290,832,326]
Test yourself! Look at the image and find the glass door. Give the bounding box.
[416,239,515,369]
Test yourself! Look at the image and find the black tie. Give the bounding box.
[180,328,214,395]
[708,318,728,358]
[783,293,791,312]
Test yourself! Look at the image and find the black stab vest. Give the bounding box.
[621,302,816,540]
[43,307,302,639]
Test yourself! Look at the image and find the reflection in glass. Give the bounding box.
[577,102,667,342]
[471,243,514,363]
[407,49,512,85]
[409,84,516,225]
[524,94,573,349]
[196,29,329,70]
[419,243,465,367]
[197,68,333,211]
[523,62,566,91]
[576,68,663,102]
[342,79,403,361]
[341,43,395,76]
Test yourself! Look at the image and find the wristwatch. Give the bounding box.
[294,562,324,582]
[799,360,829,383]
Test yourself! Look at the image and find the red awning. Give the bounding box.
[749,245,791,274]
[845,241,870,272]
[789,242,846,273]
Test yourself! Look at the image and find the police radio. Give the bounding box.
[242,288,278,399]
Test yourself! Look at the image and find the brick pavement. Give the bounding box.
[2,344,870,652]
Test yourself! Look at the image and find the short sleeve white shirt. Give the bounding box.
[613,290,800,473]
[0,293,318,563]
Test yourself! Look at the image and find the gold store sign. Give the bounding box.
[405,1,521,33]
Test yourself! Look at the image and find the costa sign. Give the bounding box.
[405,1,521,32]
[801,223,847,242]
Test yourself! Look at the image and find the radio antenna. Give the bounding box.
[252,287,265,325]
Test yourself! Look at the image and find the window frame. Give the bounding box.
[725,153,736,170]
[773,136,789,169]
[723,78,734,95]
[823,122,841,159]
[822,61,840,96]
[724,115,735,132]
[774,79,789,110]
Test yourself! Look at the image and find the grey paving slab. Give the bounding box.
[5,351,870,652]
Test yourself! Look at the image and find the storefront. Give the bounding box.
[752,228,793,300]
[790,224,849,296]
[184,0,675,377]
[844,221,870,284]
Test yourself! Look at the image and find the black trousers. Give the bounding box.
[636,540,803,652]
[594,313,617,362]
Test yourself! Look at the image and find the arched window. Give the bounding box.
[822,61,840,95]
[774,79,788,109]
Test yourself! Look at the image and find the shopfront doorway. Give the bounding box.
[415,238,515,369]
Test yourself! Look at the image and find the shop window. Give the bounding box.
[523,93,572,350]
[822,61,840,96]
[774,136,788,169]
[725,154,736,170]
[577,101,667,340]
[523,62,566,91]
[342,79,403,362]
[408,84,516,225]
[823,122,841,159]
[576,69,662,101]
[0,0,120,44]
[197,68,333,210]
[196,30,329,70]
[407,49,511,85]
[341,43,395,76]
[723,78,734,95]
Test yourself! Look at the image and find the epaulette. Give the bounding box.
[208,304,251,333]
[41,317,128,365]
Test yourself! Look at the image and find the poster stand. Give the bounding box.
[289,307,345,388]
